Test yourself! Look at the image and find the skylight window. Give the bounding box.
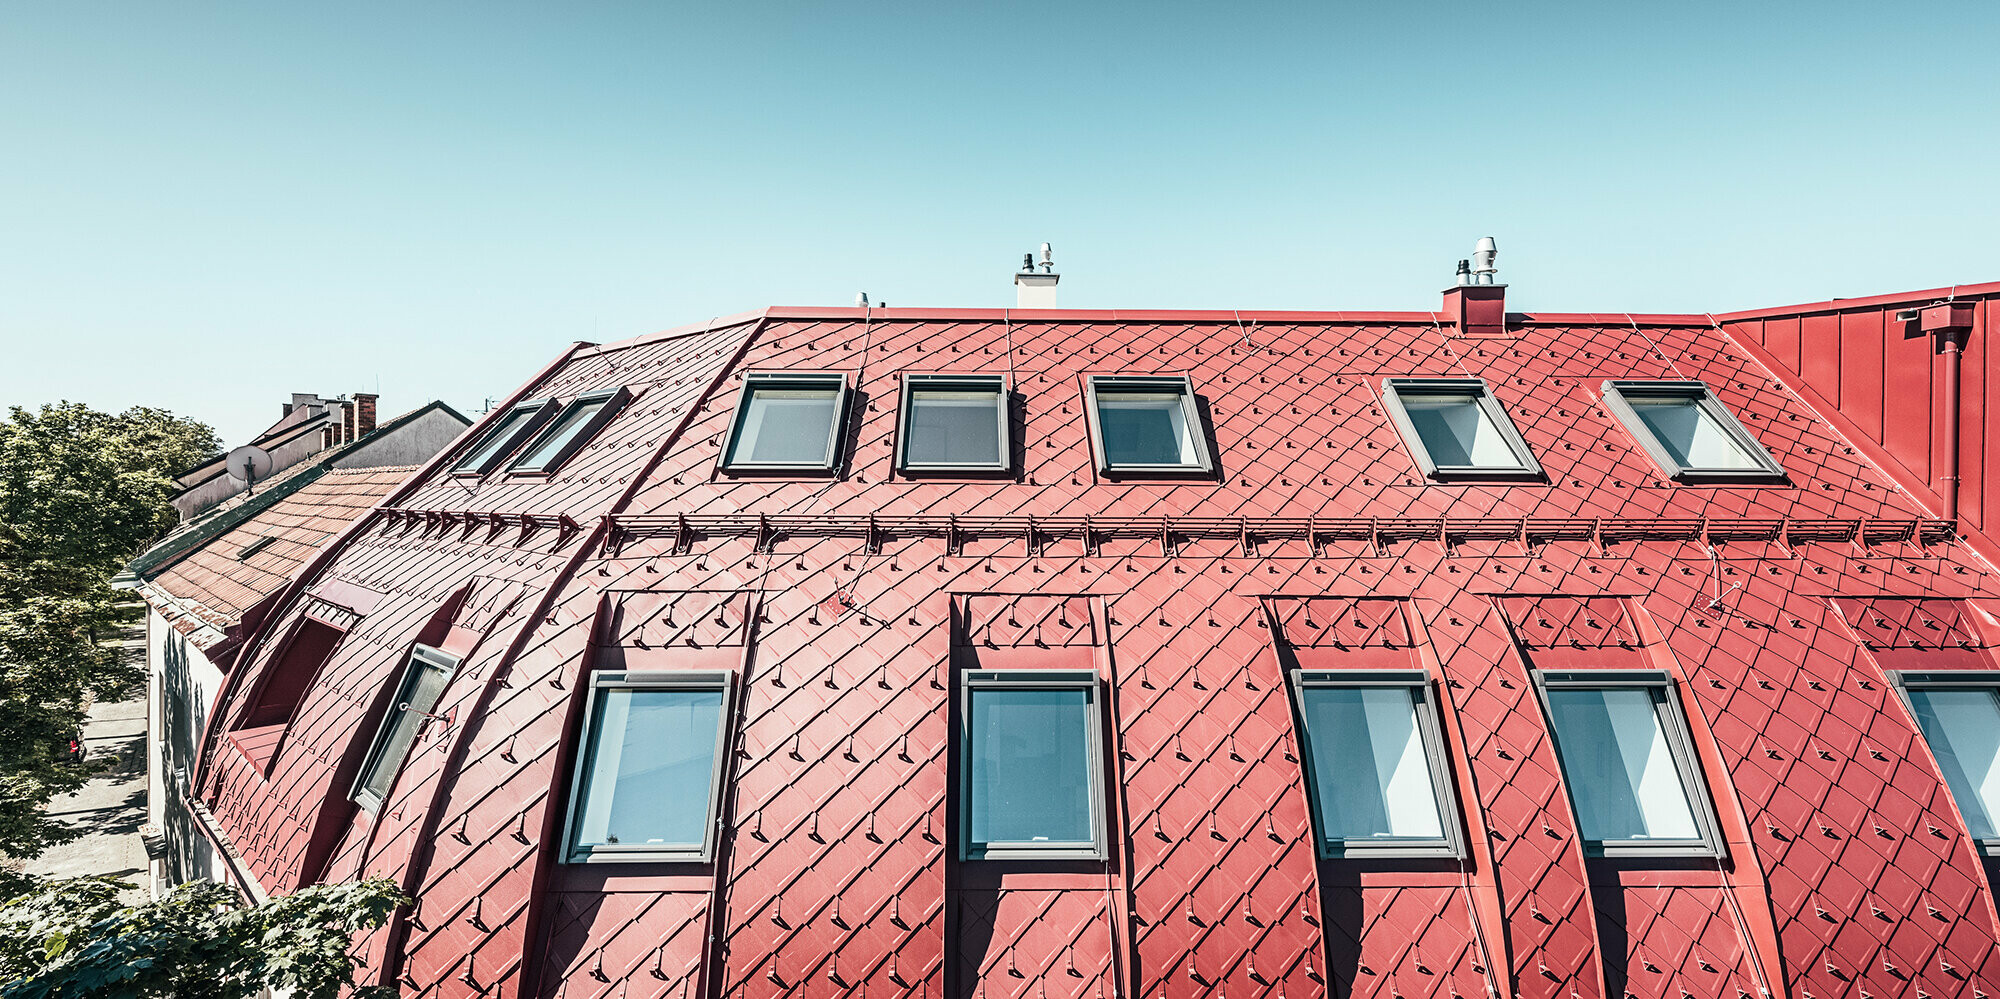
[960,670,1106,860]
[1889,671,2000,855]
[1535,670,1722,857]
[508,388,631,475]
[1600,381,1784,481]
[1290,670,1462,858]
[563,670,733,863]
[721,372,850,472]
[352,644,458,812]
[236,535,278,561]
[1084,375,1214,475]
[1380,378,1541,480]
[898,374,1009,473]
[451,399,556,476]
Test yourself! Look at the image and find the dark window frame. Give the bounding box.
[1379,377,1542,481]
[1083,374,1215,476]
[719,371,852,473]
[350,644,459,813]
[1288,669,1465,859]
[958,669,1109,861]
[560,669,735,864]
[450,398,558,477]
[507,388,632,476]
[896,373,1011,474]
[1886,669,2000,857]
[1532,669,1725,858]
[1599,380,1786,482]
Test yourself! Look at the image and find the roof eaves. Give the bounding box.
[1715,280,2000,323]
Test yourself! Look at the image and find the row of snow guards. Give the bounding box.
[193,297,2000,999]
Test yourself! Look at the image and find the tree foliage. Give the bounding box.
[0,873,406,999]
[0,403,218,858]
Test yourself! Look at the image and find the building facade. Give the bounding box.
[188,271,2000,999]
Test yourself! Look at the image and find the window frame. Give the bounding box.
[450,398,558,477]
[560,669,735,865]
[896,373,1011,474]
[1379,377,1543,481]
[719,371,852,473]
[958,669,1109,861]
[1082,374,1215,476]
[1599,380,1786,482]
[506,387,632,476]
[350,644,460,813]
[1288,669,1465,859]
[1532,669,1725,858]
[1886,669,2000,857]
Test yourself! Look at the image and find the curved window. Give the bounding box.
[352,645,458,812]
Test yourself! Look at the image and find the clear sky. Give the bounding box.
[4,2,1997,446]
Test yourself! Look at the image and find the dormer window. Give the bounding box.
[898,374,1009,473]
[1084,375,1214,476]
[721,372,850,472]
[1600,381,1784,481]
[450,399,556,476]
[508,388,631,476]
[563,670,734,863]
[1534,670,1723,857]
[1381,378,1541,480]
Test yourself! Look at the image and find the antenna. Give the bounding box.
[225,445,275,496]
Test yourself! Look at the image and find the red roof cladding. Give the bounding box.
[194,291,2000,999]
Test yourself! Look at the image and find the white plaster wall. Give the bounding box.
[146,608,225,895]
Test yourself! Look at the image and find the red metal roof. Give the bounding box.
[192,288,2000,999]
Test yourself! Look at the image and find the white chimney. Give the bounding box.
[1014,243,1059,308]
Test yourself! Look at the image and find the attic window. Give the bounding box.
[1084,375,1214,475]
[1887,671,2000,855]
[898,374,1009,473]
[236,536,278,560]
[563,670,733,863]
[1290,670,1463,858]
[1600,381,1784,481]
[351,644,458,812]
[1534,670,1723,857]
[508,388,631,475]
[960,670,1107,860]
[721,372,850,472]
[1380,378,1541,480]
[450,399,556,476]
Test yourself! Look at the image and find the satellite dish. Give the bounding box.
[225,445,274,492]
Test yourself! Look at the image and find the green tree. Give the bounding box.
[0,873,406,999]
[0,403,218,858]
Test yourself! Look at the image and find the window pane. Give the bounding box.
[574,688,724,849]
[358,657,452,803]
[729,387,840,465]
[455,406,538,471]
[1097,391,1197,466]
[1401,393,1519,467]
[1906,688,2000,839]
[968,687,1093,845]
[1546,688,1700,842]
[1299,686,1444,841]
[518,397,610,469]
[907,388,1002,465]
[1626,396,1762,470]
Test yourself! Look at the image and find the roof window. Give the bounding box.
[1289,669,1463,858]
[236,535,278,560]
[450,399,556,476]
[960,669,1107,860]
[562,670,733,863]
[898,374,1010,473]
[351,644,458,812]
[508,388,631,476]
[721,372,850,472]
[1381,378,1541,480]
[1600,380,1784,481]
[1534,670,1723,857]
[1084,375,1214,476]
[1888,671,2000,855]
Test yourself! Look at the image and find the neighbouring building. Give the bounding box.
[127,398,469,896]
[185,246,2000,999]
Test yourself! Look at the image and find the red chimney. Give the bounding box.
[1440,236,1507,337]
[355,393,378,438]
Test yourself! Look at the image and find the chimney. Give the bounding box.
[355,393,378,438]
[1014,243,1059,308]
[1441,236,1507,337]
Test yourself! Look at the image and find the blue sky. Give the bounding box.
[4,2,1997,445]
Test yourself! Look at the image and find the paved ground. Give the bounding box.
[21,625,150,904]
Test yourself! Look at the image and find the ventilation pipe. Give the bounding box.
[1014,243,1059,308]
